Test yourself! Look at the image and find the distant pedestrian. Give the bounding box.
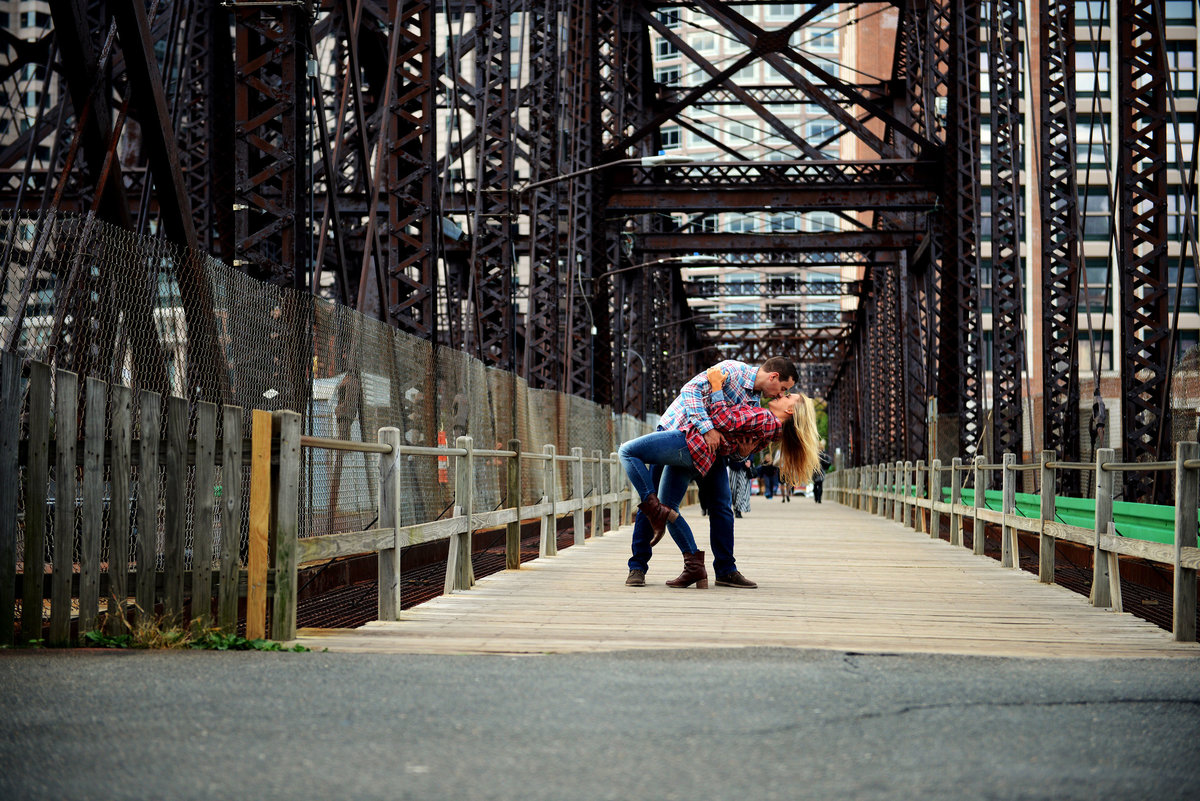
[812,439,832,503]
[730,457,753,517]
[757,454,780,499]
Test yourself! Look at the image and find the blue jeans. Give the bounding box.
[626,448,735,576]
[618,431,700,554]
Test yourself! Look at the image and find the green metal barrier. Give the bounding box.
[947,488,1200,547]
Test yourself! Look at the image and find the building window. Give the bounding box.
[727,215,756,233]
[803,28,838,53]
[728,121,757,145]
[657,9,681,28]
[688,122,718,148]
[767,4,797,20]
[661,126,681,149]
[1077,331,1114,371]
[699,215,719,233]
[734,62,757,82]
[693,33,716,53]
[1083,259,1112,313]
[656,38,679,59]
[1169,260,1199,313]
[805,212,839,232]
[1075,115,1110,166]
[1165,0,1196,23]
[1075,46,1110,96]
[1167,42,1196,96]
[655,67,680,86]
[1079,187,1112,240]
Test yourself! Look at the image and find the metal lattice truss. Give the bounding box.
[0,0,1188,478]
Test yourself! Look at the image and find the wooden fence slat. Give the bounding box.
[972,456,986,556]
[135,391,161,625]
[49,369,78,646]
[107,385,131,635]
[78,377,106,636]
[191,402,217,628]
[162,396,188,620]
[21,361,50,643]
[218,406,243,633]
[0,350,20,645]
[246,409,273,640]
[270,410,301,640]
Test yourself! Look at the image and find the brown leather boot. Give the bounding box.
[665,550,708,589]
[638,493,679,546]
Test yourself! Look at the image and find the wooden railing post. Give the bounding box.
[571,447,586,546]
[608,451,621,534]
[377,428,403,619]
[446,435,476,593]
[893,461,904,523]
[949,458,962,546]
[903,460,914,528]
[929,459,943,540]
[591,450,604,539]
[1001,453,1017,568]
[506,439,522,569]
[246,409,273,640]
[269,410,301,641]
[1091,448,1115,607]
[880,463,889,518]
[914,460,926,533]
[540,445,558,556]
[1038,450,1057,583]
[1173,442,1198,641]
[972,455,986,555]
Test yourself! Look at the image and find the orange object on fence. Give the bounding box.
[438,430,449,484]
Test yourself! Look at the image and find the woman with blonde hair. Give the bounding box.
[618,367,822,589]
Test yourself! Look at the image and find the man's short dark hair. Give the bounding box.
[760,356,798,384]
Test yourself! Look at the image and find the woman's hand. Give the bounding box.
[706,366,725,391]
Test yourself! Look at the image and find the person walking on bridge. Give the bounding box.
[619,366,822,589]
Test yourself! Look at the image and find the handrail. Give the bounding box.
[827,441,1200,644]
[260,427,639,641]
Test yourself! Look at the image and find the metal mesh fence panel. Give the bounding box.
[2,212,658,628]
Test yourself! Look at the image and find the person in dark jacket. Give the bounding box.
[812,440,833,503]
[757,453,780,499]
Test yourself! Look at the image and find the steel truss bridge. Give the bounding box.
[1,0,1194,503]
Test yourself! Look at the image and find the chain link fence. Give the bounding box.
[1,212,654,625]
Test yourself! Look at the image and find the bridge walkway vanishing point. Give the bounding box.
[295,496,1200,659]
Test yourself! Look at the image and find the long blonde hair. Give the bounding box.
[776,393,821,486]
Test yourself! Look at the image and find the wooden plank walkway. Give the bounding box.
[295,495,1200,658]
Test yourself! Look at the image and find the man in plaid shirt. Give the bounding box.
[625,356,798,589]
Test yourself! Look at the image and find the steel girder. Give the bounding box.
[987,0,1024,462]
[1037,0,1082,495]
[233,3,307,287]
[1116,0,1172,503]
[522,0,565,389]
[383,0,437,339]
[464,0,515,368]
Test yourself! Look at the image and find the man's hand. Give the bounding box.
[703,428,724,453]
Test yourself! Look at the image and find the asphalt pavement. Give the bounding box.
[2,647,1198,800]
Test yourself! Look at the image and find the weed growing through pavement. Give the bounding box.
[80,607,311,651]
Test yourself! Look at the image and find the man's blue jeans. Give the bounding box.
[625,444,735,577]
[618,431,701,554]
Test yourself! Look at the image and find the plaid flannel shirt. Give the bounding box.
[658,360,759,434]
[682,390,783,476]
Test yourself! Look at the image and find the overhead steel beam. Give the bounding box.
[638,230,922,252]
[607,186,937,213]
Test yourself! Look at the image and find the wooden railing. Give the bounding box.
[828,443,1200,643]
[241,412,637,640]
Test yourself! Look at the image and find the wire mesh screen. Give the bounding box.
[2,212,654,629]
